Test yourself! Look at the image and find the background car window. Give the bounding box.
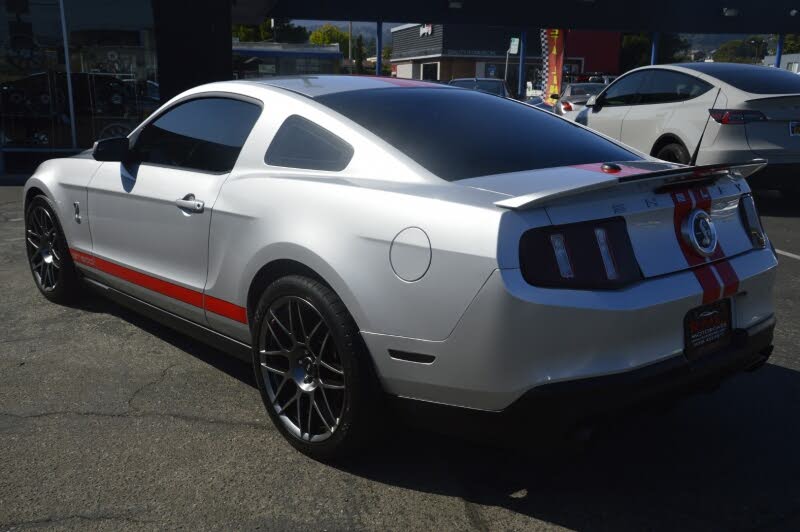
[601,73,647,106]
[638,70,713,104]
[680,62,800,94]
[317,88,639,181]
[265,115,354,171]
[474,80,505,97]
[134,97,261,173]
[569,83,605,97]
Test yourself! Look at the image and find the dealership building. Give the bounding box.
[390,23,621,95]
[3,0,798,173]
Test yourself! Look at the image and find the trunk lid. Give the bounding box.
[741,94,800,161]
[459,161,763,278]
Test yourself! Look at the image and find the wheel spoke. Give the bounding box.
[319,359,344,376]
[313,398,333,433]
[260,361,286,376]
[318,385,338,425]
[266,321,290,352]
[320,379,345,390]
[307,391,314,439]
[273,375,289,398]
[270,308,292,339]
[275,391,299,415]
[26,234,40,250]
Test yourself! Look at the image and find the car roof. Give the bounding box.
[234,75,451,98]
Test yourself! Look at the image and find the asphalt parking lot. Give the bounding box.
[1,184,799,531]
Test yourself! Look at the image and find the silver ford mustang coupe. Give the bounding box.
[23,75,776,459]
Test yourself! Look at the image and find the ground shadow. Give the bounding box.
[73,292,800,531]
[69,293,256,388]
[754,190,799,218]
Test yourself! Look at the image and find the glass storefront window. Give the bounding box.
[0,0,158,153]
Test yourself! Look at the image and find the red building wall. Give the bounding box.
[565,30,622,74]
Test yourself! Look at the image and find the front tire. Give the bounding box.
[24,195,80,303]
[251,275,380,461]
[655,142,690,165]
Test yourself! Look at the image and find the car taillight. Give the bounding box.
[739,194,767,249]
[519,217,642,289]
[562,101,573,112]
[708,109,766,125]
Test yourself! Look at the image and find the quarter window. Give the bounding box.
[637,70,712,104]
[134,97,261,173]
[601,72,647,106]
[265,115,353,171]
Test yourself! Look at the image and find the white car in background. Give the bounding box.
[576,63,800,193]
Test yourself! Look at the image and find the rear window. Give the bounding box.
[316,88,638,181]
[265,115,353,171]
[681,63,800,94]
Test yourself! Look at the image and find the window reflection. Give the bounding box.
[0,0,158,151]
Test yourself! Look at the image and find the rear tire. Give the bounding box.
[655,142,690,165]
[251,275,381,461]
[24,195,80,304]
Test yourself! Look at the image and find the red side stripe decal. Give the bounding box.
[70,248,247,324]
[204,295,248,324]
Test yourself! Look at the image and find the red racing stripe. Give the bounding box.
[669,189,722,303]
[69,248,247,324]
[692,187,740,298]
[204,295,248,324]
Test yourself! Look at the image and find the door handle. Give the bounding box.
[175,194,204,213]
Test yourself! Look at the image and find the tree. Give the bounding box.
[713,36,767,63]
[785,34,800,54]
[232,19,308,43]
[354,35,365,74]
[620,33,690,71]
[309,23,349,53]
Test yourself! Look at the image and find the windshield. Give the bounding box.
[450,79,505,97]
[316,88,639,181]
[570,83,605,97]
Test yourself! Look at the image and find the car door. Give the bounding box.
[621,69,717,155]
[584,71,648,140]
[85,95,262,324]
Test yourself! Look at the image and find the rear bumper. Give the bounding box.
[365,248,777,411]
[391,317,774,439]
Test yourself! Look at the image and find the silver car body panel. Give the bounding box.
[23,76,777,412]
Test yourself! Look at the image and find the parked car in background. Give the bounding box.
[576,63,800,193]
[525,95,554,112]
[552,82,605,120]
[448,77,513,98]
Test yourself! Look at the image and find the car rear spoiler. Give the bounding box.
[494,160,767,211]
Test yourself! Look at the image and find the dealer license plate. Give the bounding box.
[684,299,732,360]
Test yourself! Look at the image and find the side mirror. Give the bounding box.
[550,93,560,100]
[92,136,131,162]
[585,95,598,108]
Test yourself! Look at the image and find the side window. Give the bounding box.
[134,97,261,173]
[265,115,354,171]
[601,72,647,106]
[638,70,713,105]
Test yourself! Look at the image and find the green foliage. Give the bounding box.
[232,19,309,44]
[309,23,350,52]
[713,35,767,63]
[354,35,365,74]
[620,33,690,71]
[783,34,800,54]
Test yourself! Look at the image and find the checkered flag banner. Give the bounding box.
[540,28,549,94]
